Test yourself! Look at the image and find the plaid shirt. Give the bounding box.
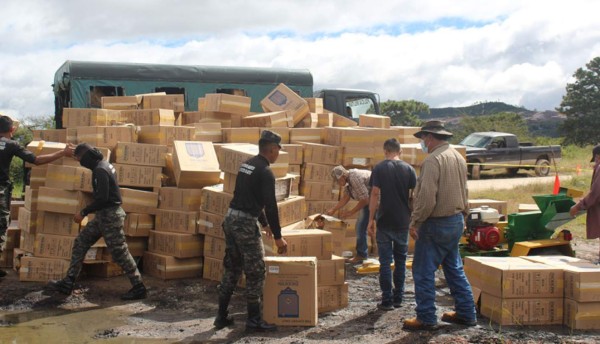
[345,169,371,201]
[410,143,469,229]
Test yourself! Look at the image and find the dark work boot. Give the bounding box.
[121,283,147,300]
[213,295,234,330]
[246,301,277,332]
[46,277,75,295]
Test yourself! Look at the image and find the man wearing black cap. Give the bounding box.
[569,144,600,264]
[214,130,288,332]
[0,115,73,278]
[403,120,476,330]
[46,143,147,300]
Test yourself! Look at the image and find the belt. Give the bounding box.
[227,208,257,220]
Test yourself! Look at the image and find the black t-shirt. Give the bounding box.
[80,160,122,216]
[370,159,417,229]
[229,154,282,239]
[0,137,36,185]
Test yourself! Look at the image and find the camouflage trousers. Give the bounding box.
[0,182,13,253]
[66,206,142,286]
[219,212,265,303]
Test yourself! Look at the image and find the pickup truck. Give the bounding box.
[459,132,561,180]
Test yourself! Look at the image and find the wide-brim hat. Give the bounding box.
[413,120,453,138]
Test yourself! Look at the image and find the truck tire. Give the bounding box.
[534,159,551,176]
[470,163,481,180]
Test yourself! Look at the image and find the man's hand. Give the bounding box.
[275,238,288,255]
[409,226,419,240]
[367,219,376,237]
[73,212,85,224]
[64,143,76,158]
[263,225,273,239]
[324,208,335,216]
[569,205,579,218]
[339,210,353,219]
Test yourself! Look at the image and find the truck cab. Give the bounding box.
[314,89,381,120]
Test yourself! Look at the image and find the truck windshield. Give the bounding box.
[459,134,491,148]
[346,96,376,119]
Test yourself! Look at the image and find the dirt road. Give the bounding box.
[468,175,572,191]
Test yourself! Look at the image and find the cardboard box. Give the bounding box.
[124,213,154,237]
[305,98,323,113]
[24,186,39,212]
[29,166,47,189]
[33,234,103,260]
[200,185,233,215]
[138,125,197,146]
[289,128,323,144]
[24,141,66,168]
[317,113,333,127]
[342,146,374,168]
[37,211,81,237]
[204,93,251,115]
[37,187,93,215]
[192,122,223,142]
[18,207,37,234]
[264,229,332,260]
[564,298,600,329]
[32,129,67,143]
[219,144,289,178]
[464,256,563,298]
[563,263,600,302]
[0,249,13,268]
[115,142,168,167]
[480,292,563,325]
[158,187,204,211]
[306,215,347,256]
[263,257,318,326]
[202,256,246,287]
[203,234,226,260]
[44,164,93,192]
[277,196,306,227]
[124,236,148,257]
[197,211,225,239]
[155,209,198,234]
[325,127,373,147]
[221,128,260,144]
[76,125,137,151]
[3,227,20,251]
[260,128,290,144]
[303,163,335,183]
[83,261,124,278]
[242,111,292,128]
[62,108,121,128]
[296,112,318,128]
[302,142,343,165]
[331,112,358,127]
[121,188,159,215]
[468,199,509,216]
[281,144,303,165]
[318,255,346,286]
[113,163,163,188]
[261,83,310,126]
[172,141,221,189]
[143,251,203,280]
[300,181,339,201]
[142,94,185,112]
[101,95,142,110]
[19,231,35,253]
[318,283,349,313]
[359,114,391,128]
[305,201,339,217]
[148,230,203,258]
[119,108,175,126]
[19,256,70,282]
[392,126,420,144]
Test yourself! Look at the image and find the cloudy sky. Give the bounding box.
[1,0,599,120]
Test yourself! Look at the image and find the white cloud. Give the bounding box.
[1,0,600,119]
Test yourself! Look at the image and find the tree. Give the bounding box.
[558,56,600,146]
[450,112,532,144]
[380,100,428,126]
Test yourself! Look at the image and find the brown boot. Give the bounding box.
[441,311,477,326]
[403,317,437,331]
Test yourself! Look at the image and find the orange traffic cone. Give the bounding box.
[576,165,581,176]
[553,174,561,195]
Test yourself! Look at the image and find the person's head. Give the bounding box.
[331,165,349,187]
[591,144,600,164]
[413,120,453,153]
[383,138,401,159]
[0,115,18,137]
[74,142,103,169]
[258,130,282,163]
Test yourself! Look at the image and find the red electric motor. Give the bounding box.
[469,225,501,250]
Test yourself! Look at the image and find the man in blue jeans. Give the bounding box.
[404,120,477,330]
[326,165,371,263]
[367,138,416,311]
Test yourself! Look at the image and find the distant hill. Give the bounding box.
[419,101,565,137]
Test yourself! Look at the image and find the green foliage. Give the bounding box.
[381,100,427,126]
[558,56,600,146]
[422,101,532,119]
[449,112,532,143]
[9,115,55,185]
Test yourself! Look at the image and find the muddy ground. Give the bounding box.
[1,238,600,344]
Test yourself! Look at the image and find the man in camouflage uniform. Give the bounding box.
[47,143,146,300]
[214,130,288,331]
[0,115,72,278]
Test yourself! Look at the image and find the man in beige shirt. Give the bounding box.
[403,121,477,331]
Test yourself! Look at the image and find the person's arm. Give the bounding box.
[409,160,439,230]
[340,198,369,219]
[260,169,282,239]
[367,186,380,237]
[79,169,111,216]
[571,165,600,216]
[325,192,351,216]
